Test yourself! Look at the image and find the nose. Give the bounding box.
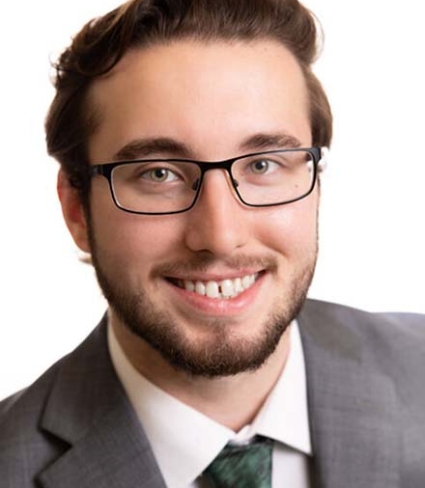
[183,169,250,256]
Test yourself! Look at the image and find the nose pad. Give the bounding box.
[191,178,201,192]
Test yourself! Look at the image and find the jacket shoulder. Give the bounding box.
[0,359,69,487]
[300,300,425,483]
[300,298,425,396]
[0,320,110,487]
[301,298,425,344]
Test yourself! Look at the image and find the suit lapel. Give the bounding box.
[298,301,400,488]
[36,319,167,488]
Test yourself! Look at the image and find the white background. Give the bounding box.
[0,1,424,400]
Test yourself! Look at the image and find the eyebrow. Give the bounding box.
[239,133,302,152]
[112,132,302,162]
[113,137,192,161]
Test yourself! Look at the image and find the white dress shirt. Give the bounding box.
[108,322,312,488]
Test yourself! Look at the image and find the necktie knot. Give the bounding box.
[203,435,273,488]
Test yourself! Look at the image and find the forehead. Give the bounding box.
[87,39,310,162]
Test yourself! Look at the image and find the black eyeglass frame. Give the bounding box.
[89,146,323,215]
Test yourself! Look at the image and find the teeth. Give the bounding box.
[195,281,206,296]
[220,279,234,297]
[234,278,243,293]
[242,275,253,288]
[185,281,195,292]
[182,273,258,299]
[206,281,220,298]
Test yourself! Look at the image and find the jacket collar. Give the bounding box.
[37,318,167,488]
[298,300,400,488]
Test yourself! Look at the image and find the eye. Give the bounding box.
[141,167,179,183]
[249,159,278,174]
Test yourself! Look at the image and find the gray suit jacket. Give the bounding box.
[1,299,424,487]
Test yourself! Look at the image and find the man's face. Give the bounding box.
[66,40,319,377]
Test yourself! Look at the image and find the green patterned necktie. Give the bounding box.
[203,436,273,488]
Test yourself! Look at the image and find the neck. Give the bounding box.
[111,316,291,432]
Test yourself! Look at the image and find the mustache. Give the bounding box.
[153,254,278,277]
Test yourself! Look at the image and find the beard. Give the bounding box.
[88,225,317,378]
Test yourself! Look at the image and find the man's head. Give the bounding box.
[51,0,332,378]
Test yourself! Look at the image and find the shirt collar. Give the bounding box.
[108,321,311,488]
[249,321,312,454]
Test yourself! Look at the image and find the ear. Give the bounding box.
[57,169,91,253]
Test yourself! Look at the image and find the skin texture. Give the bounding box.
[58,40,319,429]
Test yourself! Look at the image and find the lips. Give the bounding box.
[171,273,259,299]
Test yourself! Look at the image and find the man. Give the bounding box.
[1,0,424,486]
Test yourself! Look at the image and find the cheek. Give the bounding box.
[91,201,184,273]
[256,193,319,255]
[89,179,161,258]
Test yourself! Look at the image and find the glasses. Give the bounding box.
[89,147,326,215]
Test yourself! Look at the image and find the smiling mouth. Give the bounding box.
[167,272,261,299]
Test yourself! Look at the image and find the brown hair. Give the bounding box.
[46,0,332,204]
